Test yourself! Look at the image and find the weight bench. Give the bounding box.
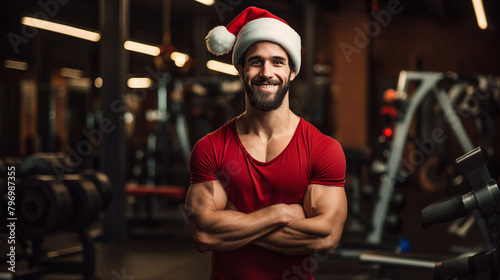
[125,183,187,219]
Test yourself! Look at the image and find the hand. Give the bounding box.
[273,203,306,224]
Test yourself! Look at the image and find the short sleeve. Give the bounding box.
[189,136,219,184]
[310,137,346,187]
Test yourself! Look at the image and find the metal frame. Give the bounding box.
[367,71,475,243]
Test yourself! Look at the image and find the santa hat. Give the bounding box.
[205,6,301,74]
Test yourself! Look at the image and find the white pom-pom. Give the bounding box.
[205,26,236,55]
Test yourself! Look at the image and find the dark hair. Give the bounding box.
[237,48,296,73]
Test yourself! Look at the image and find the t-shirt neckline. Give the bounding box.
[231,117,303,166]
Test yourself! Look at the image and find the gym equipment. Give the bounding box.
[62,174,102,231]
[78,169,113,210]
[343,147,373,233]
[126,183,186,219]
[0,157,23,177]
[17,176,73,240]
[16,172,110,239]
[367,71,497,243]
[422,147,500,279]
[334,147,499,279]
[1,169,112,280]
[0,229,97,280]
[19,153,70,177]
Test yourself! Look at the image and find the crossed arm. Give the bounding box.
[184,180,347,255]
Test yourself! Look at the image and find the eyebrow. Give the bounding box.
[247,55,287,62]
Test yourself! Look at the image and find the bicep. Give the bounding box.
[185,180,228,220]
[303,184,347,226]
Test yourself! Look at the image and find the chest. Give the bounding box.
[238,134,293,163]
[219,137,311,212]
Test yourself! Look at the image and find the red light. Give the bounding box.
[380,105,398,118]
[383,127,393,138]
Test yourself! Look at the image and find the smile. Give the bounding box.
[260,84,275,88]
[255,83,277,89]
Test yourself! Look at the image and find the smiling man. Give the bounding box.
[185,6,347,280]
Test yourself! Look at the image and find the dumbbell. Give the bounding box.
[61,174,102,231]
[17,174,104,239]
[78,170,113,211]
[19,154,113,210]
[17,176,73,239]
[0,157,23,178]
[19,153,69,177]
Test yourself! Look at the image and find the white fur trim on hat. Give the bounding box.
[205,26,237,55]
[232,17,301,74]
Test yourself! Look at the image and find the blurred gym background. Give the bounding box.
[1,0,500,279]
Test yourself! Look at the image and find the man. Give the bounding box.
[185,6,347,280]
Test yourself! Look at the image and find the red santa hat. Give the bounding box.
[205,6,301,74]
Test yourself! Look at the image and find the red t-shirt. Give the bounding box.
[189,117,346,280]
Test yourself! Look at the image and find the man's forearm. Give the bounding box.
[253,216,342,255]
[189,204,297,252]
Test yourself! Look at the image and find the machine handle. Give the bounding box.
[434,254,471,280]
[421,195,470,229]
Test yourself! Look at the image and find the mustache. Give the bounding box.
[252,77,280,84]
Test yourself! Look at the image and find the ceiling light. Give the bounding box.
[94,77,103,88]
[68,78,91,89]
[472,0,488,29]
[170,52,190,67]
[60,67,83,79]
[4,60,28,70]
[194,0,215,6]
[127,77,153,88]
[124,40,161,56]
[206,60,238,76]
[21,17,101,42]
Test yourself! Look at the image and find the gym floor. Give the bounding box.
[3,181,484,280]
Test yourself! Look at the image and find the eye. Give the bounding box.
[273,60,285,65]
[249,60,263,66]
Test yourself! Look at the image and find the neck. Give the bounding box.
[238,94,297,139]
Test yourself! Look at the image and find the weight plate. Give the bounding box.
[78,170,113,210]
[17,176,72,239]
[62,174,102,231]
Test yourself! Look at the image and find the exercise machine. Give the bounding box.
[368,71,499,243]
[422,146,500,279]
[334,147,500,279]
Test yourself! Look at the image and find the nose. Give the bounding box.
[260,61,273,79]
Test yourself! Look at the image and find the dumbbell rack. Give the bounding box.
[0,155,112,280]
[0,229,95,280]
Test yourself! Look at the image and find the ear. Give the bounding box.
[236,64,244,80]
[289,70,297,81]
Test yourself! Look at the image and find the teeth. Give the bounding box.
[259,84,275,88]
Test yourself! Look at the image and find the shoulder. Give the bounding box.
[193,118,236,151]
[298,119,343,151]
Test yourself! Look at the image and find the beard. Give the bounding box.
[243,74,291,112]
